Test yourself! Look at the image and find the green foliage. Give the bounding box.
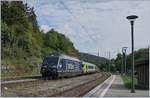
[1,1,28,27]
[121,75,138,89]
[1,1,78,77]
[114,48,149,73]
[114,53,122,72]
[126,48,149,68]
[44,29,59,49]
[43,29,77,56]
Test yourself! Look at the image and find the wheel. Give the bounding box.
[47,76,51,80]
[42,74,46,80]
[52,73,58,80]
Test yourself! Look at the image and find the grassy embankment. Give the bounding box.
[121,75,138,89]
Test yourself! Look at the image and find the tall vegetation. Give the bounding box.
[1,1,77,76]
[1,1,109,77]
[114,48,149,73]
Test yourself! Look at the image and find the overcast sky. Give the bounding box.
[24,0,150,58]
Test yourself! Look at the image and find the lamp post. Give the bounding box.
[121,48,124,75]
[109,52,111,72]
[126,15,138,93]
[122,47,128,74]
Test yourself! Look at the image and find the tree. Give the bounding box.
[114,48,149,73]
[1,1,78,76]
[114,53,122,72]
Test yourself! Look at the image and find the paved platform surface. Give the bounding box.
[84,75,149,97]
[105,75,149,97]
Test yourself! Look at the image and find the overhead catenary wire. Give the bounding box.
[24,0,98,51]
[59,0,105,57]
[80,3,104,52]
[59,0,98,44]
[24,0,85,47]
[24,0,109,56]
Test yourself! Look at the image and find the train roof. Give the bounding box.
[48,54,80,62]
[82,61,96,66]
[60,55,80,62]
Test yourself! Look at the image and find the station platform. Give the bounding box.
[84,75,149,97]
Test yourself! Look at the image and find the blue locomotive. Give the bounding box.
[40,54,97,79]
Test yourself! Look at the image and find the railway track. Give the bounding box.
[2,75,41,81]
[50,72,111,97]
[1,73,97,85]
[1,72,97,84]
[1,75,41,84]
[1,72,110,97]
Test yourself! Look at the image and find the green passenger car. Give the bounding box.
[82,61,97,74]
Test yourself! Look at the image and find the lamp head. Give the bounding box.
[122,47,128,53]
[126,15,138,22]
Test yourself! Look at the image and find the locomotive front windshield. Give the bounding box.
[43,57,59,66]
